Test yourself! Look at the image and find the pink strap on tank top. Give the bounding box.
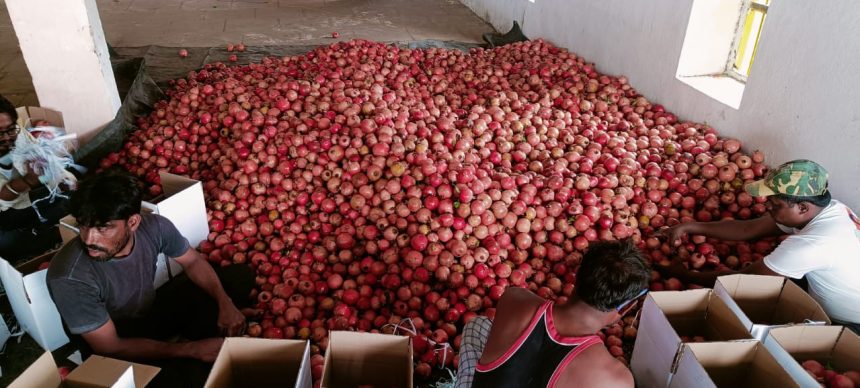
[475,300,553,372]
[546,335,605,388]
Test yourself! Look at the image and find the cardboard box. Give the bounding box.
[668,341,798,388]
[630,289,753,388]
[715,274,830,340]
[321,331,413,388]
[0,251,68,351]
[10,352,160,388]
[205,338,311,388]
[0,312,11,350]
[58,172,209,288]
[15,106,64,129]
[764,325,860,387]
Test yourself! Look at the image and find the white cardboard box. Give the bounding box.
[0,312,11,350]
[59,172,209,288]
[764,325,860,388]
[0,252,68,351]
[10,352,160,388]
[630,289,753,388]
[205,338,312,388]
[668,341,798,388]
[321,331,413,388]
[714,274,830,341]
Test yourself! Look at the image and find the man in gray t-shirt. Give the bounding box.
[46,172,249,372]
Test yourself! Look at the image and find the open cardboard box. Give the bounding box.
[10,352,159,388]
[15,106,65,129]
[0,312,11,350]
[630,289,753,388]
[714,274,830,341]
[764,325,860,387]
[58,172,209,288]
[321,331,413,388]
[668,341,798,388]
[0,250,68,351]
[205,338,311,388]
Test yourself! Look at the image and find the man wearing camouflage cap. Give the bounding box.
[659,159,860,332]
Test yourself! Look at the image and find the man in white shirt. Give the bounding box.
[659,159,860,332]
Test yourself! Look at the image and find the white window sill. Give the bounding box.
[677,74,745,109]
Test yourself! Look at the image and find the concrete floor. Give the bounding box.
[0,0,493,106]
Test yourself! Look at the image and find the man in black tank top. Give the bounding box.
[472,240,650,388]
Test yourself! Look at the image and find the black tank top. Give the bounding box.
[473,300,603,388]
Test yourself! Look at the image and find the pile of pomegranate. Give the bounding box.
[99,39,779,381]
[803,360,860,388]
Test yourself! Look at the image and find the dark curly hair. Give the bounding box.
[0,94,17,125]
[69,170,143,227]
[575,239,650,312]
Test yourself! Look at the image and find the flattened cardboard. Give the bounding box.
[10,352,160,388]
[205,338,312,388]
[0,253,69,351]
[715,274,830,340]
[764,325,860,387]
[15,106,65,129]
[321,331,413,388]
[668,341,799,388]
[630,289,753,388]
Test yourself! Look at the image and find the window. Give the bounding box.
[675,0,773,109]
[728,0,770,80]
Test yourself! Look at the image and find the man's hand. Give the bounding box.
[218,302,246,336]
[656,258,690,282]
[656,224,692,247]
[188,338,225,362]
[22,169,41,187]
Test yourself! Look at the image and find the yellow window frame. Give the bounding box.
[730,0,770,79]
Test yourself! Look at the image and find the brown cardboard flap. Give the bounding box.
[773,282,830,325]
[656,290,751,340]
[716,275,783,323]
[8,352,62,388]
[650,289,711,316]
[715,274,830,327]
[16,106,65,129]
[322,331,412,388]
[14,249,58,275]
[832,328,860,371]
[771,325,860,372]
[704,293,758,341]
[66,356,160,388]
[205,338,309,388]
[768,325,842,360]
[158,172,198,198]
[679,342,798,388]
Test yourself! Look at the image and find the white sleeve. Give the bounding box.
[763,235,831,279]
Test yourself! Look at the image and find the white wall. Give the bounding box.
[6,0,120,143]
[461,0,860,210]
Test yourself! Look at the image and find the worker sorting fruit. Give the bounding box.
[658,159,860,333]
[46,171,255,388]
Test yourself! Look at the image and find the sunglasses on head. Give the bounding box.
[615,288,649,313]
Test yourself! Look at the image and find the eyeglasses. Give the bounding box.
[615,288,649,313]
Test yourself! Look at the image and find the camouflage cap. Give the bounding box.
[744,159,829,198]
